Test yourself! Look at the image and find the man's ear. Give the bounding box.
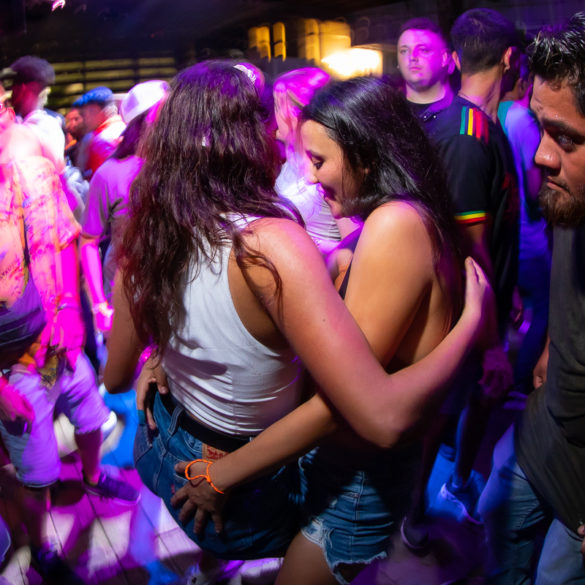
[503,46,513,73]
[452,50,461,72]
[443,50,456,75]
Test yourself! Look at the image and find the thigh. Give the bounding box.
[479,426,550,585]
[535,519,585,585]
[277,532,338,585]
[0,367,60,487]
[55,353,109,433]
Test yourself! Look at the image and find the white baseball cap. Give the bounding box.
[120,79,169,124]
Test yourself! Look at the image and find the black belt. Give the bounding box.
[159,391,254,453]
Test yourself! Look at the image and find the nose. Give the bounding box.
[534,133,561,174]
[306,166,319,184]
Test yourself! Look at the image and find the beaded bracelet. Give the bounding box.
[91,302,113,317]
[184,458,225,494]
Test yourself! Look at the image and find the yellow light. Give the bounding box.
[321,48,383,79]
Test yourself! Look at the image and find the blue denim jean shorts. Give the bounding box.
[299,442,420,584]
[134,392,301,560]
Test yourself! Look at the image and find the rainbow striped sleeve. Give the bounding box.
[459,106,489,143]
[455,210,488,225]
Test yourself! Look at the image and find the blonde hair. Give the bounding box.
[273,67,330,160]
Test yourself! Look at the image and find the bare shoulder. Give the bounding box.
[241,217,322,269]
[367,200,428,230]
[359,200,433,256]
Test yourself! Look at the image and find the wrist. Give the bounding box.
[58,293,81,312]
[92,302,113,317]
[207,459,230,493]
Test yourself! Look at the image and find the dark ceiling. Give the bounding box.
[0,0,399,63]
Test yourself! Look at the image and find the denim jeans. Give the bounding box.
[299,443,418,585]
[134,392,300,560]
[479,426,585,585]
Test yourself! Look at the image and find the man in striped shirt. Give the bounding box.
[401,8,520,551]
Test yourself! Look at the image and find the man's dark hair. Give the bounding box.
[530,12,585,116]
[10,56,55,87]
[399,17,445,41]
[451,8,519,75]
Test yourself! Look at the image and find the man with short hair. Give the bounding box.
[73,86,125,179]
[401,8,519,551]
[7,55,65,173]
[479,13,585,583]
[396,17,455,118]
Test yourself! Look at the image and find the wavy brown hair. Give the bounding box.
[120,60,299,354]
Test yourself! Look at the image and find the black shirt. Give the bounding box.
[425,96,519,329]
[516,226,585,532]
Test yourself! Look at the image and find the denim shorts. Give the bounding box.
[134,392,301,560]
[0,354,109,487]
[299,442,420,584]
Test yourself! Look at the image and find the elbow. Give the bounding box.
[351,409,420,449]
[103,365,135,395]
[353,416,404,449]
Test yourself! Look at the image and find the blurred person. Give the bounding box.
[273,68,358,255]
[479,13,585,583]
[64,106,85,167]
[80,80,168,334]
[103,61,492,584]
[0,97,138,584]
[5,56,65,174]
[397,18,455,118]
[73,86,125,179]
[497,52,550,397]
[402,8,519,549]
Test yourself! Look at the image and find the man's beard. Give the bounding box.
[539,182,585,228]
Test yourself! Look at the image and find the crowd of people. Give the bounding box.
[0,6,584,585]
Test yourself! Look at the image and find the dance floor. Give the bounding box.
[0,388,518,585]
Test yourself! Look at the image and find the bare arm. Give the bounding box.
[103,270,143,393]
[80,234,113,332]
[461,221,494,284]
[187,205,450,490]
[243,220,487,447]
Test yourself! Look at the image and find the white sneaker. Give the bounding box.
[101,410,118,442]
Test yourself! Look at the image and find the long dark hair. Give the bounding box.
[302,76,461,266]
[112,110,148,159]
[120,60,299,353]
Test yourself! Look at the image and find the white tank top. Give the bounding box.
[164,223,303,437]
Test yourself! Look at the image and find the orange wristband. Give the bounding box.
[184,458,224,494]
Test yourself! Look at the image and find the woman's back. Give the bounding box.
[165,217,303,436]
[348,201,460,372]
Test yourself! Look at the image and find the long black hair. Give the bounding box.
[302,76,461,265]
